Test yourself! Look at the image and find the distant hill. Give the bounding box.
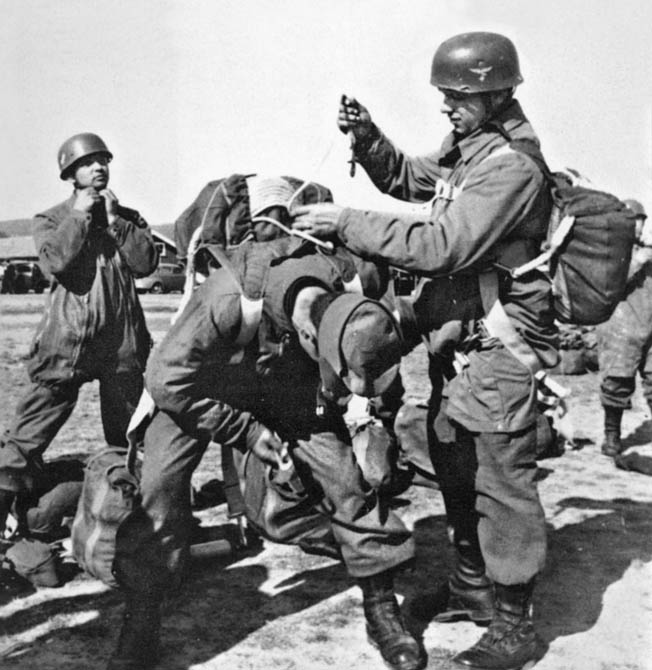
[0,219,32,237]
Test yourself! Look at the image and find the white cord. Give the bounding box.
[251,215,334,251]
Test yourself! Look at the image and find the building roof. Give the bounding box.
[0,236,36,261]
[0,232,175,263]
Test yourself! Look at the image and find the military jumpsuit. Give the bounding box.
[330,99,558,585]
[114,239,414,594]
[0,197,156,495]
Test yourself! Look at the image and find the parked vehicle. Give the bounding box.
[135,263,186,294]
[1,261,49,294]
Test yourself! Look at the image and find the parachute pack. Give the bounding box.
[504,139,637,326]
[174,173,333,262]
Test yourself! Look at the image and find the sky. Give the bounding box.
[1,0,651,224]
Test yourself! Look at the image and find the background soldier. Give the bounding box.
[597,199,652,456]
[0,133,158,547]
[294,32,558,670]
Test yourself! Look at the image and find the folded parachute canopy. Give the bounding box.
[174,173,333,263]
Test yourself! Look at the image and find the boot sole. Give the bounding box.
[453,639,546,670]
[453,658,539,670]
[366,634,427,670]
[433,609,493,625]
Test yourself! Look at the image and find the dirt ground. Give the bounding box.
[1,293,651,670]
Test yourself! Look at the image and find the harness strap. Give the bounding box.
[200,244,265,353]
[434,178,464,202]
[125,388,157,474]
[478,271,542,374]
[221,444,246,518]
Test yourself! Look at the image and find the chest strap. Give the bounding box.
[434,178,463,202]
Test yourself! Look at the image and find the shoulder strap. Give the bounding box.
[125,388,157,473]
[202,245,265,349]
[478,270,542,374]
[507,138,553,180]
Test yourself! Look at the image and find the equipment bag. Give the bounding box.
[234,448,331,545]
[507,139,637,326]
[70,445,140,588]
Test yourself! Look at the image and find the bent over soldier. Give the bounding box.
[108,237,423,670]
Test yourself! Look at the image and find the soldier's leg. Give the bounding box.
[98,370,144,448]
[424,410,493,625]
[110,410,210,670]
[0,381,79,531]
[453,425,544,670]
[292,425,414,577]
[639,342,652,416]
[600,376,635,456]
[409,366,493,627]
[597,323,639,457]
[292,421,423,670]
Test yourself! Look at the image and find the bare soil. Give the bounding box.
[1,294,651,670]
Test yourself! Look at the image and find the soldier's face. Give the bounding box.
[71,153,110,190]
[439,89,489,136]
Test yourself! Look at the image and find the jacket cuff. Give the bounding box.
[335,207,362,245]
[354,124,382,157]
[243,420,266,453]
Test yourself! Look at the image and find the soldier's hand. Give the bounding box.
[73,187,102,213]
[292,203,344,238]
[251,427,285,466]
[100,189,119,224]
[338,95,373,140]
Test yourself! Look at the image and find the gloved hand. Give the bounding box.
[250,427,285,467]
[292,203,344,240]
[99,188,119,225]
[338,95,374,141]
[73,187,103,214]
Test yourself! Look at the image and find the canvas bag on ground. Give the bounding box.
[233,448,332,546]
[70,446,140,588]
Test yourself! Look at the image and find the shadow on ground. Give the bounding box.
[2,495,651,669]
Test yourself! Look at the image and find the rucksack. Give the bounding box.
[70,445,140,588]
[507,139,637,326]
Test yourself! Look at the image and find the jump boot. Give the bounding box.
[0,488,13,534]
[434,554,494,624]
[359,570,426,670]
[601,406,624,457]
[409,552,494,625]
[107,592,162,670]
[454,581,543,670]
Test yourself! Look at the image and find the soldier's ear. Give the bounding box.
[293,318,319,361]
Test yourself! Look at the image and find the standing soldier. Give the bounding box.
[597,199,652,456]
[108,238,423,670]
[0,133,158,541]
[294,32,558,670]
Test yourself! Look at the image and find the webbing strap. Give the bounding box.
[200,244,264,351]
[221,444,246,518]
[342,272,364,294]
[434,178,464,201]
[511,215,575,278]
[478,271,542,374]
[125,388,157,473]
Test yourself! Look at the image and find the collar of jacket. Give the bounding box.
[438,99,538,167]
